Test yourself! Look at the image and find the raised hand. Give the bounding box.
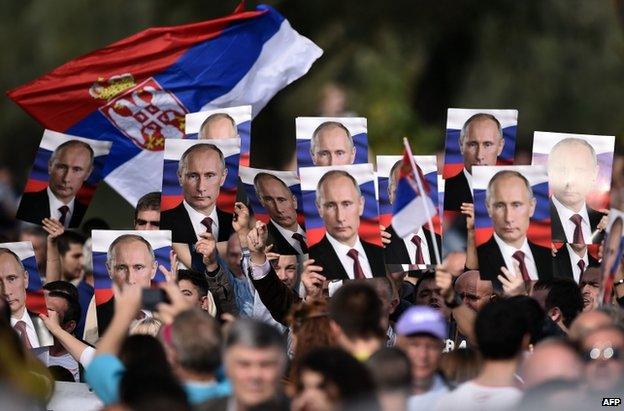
[435,265,454,301]
[42,218,65,240]
[195,232,218,271]
[497,261,526,297]
[380,225,391,247]
[301,259,326,300]
[159,249,179,282]
[461,203,474,231]
[233,202,251,234]
[156,281,194,325]
[39,309,63,334]
[247,221,269,255]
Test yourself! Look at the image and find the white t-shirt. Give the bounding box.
[407,374,449,411]
[434,381,522,411]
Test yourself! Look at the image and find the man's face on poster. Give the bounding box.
[107,239,157,288]
[486,174,536,247]
[256,176,298,231]
[460,118,504,173]
[199,116,238,140]
[316,174,364,246]
[602,219,623,279]
[0,253,28,317]
[548,140,599,212]
[178,147,227,214]
[48,144,93,203]
[310,126,355,166]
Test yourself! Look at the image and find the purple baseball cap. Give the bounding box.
[396,305,447,340]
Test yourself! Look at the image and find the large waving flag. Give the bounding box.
[7,3,322,206]
[392,145,438,241]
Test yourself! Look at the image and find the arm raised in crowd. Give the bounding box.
[462,203,478,270]
[39,309,96,367]
[41,218,65,283]
[435,266,477,344]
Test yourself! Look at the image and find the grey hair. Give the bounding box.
[310,121,353,154]
[177,143,226,177]
[225,317,287,353]
[199,112,238,139]
[548,137,598,168]
[105,234,155,268]
[49,140,95,169]
[485,170,534,204]
[315,170,362,206]
[0,248,26,273]
[459,113,503,144]
[253,172,293,199]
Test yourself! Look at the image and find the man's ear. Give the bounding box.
[548,307,562,324]
[292,195,298,210]
[23,270,29,289]
[358,195,365,217]
[177,170,184,187]
[150,261,158,280]
[200,295,208,311]
[219,167,228,187]
[497,137,505,156]
[351,146,356,163]
[458,137,464,155]
[529,197,537,218]
[64,320,77,334]
[486,201,493,218]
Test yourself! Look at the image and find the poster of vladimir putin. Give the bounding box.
[531,132,614,245]
[299,164,385,280]
[185,105,252,167]
[295,117,369,168]
[16,130,112,228]
[472,166,553,290]
[442,109,518,213]
[239,166,307,255]
[160,139,240,245]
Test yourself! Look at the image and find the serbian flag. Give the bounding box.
[7,3,322,206]
[392,148,438,239]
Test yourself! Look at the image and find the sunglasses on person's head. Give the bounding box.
[583,346,622,362]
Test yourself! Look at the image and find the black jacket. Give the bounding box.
[160,202,233,244]
[443,171,472,212]
[17,189,87,228]
[550,199,605,244]
[384,225,441,264]
[553,244,600,280]
[309,235,386,280]
[266,220,305,255]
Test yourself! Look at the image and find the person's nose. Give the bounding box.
[335,205,345,223]
[61,168,70,183]
[196,176,208,194]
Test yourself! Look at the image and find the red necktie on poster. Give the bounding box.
[512,251,531,283]
[570,214,585,244]
[201,217,213,235]
[347,249,366,280]
[292,233,308,253]
[411,235,425,265]
[13,321,33,349]
[578,259,586,274]
[58,205,69,226]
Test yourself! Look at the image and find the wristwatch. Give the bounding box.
[444,292,462,309]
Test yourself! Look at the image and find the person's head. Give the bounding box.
[18,226,46,273]
[0,249,28,318]
[367,347,412,394]
[579,267,601,311]
[414,273,449,317]
[226,233,242,277]
[47,140,94,203]
[520,338,583,389]
[531,280,553,310]
[395,306,446,389]
[198,113,238,140]
[295,347,377,410]
[486,170,536,248]
[176,269,209,311]
[545,278,584,333]
[254,173,298,231]
[42,280,79,301]
[370,276,399,331]
[177,144,227,214]
[602,217,623,279]
[475,298,530,360]
[106,234,157,287]
[270,254,299,289]
[315,170,363,247]
[134,192,161,230]
[439,347,483,386]
[45,291,80,335]
[454,270,494,312]
[164,309,222,379]
[328,281,385,350]
[310,121,355,166]
[548,138,599,211]
[507,295,547,345]
[224,318,287,408]
[56,231,86,282]
[130,317,162,337]
[569,310,614,342]
[581,325,624,393]
[459,113,504,173]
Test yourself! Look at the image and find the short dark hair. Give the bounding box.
[475,299,529,360]
[545,278,584,328]
[507,296,546,345]
[56,231,86,257]
[134,192,161,220]
[328,281,384,339]
[253,172,292,198]
[177,269,209,300]
[414,272,436,297]
[225,317,287,353]
[367,347,411,392]
[46,291,81,327]
[43,281,79,301]
[171,309,222,375]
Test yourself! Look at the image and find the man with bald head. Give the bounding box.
[97,234,158,334]
[477,170,553,289]
[309,170,385,280]
[0,248,52,349]
[548,137,606,244]
[453,270,494,312]
[160,143,233,244]
[198,113,238,140]
[444,113,505,212]
[309,121,356,166]
[568,309,613,342]
[254,172,307,255]
[17,140,94,228]
[521,339,584,390]
[581,325,624,394]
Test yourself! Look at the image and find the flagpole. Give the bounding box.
[402,137,442,266]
